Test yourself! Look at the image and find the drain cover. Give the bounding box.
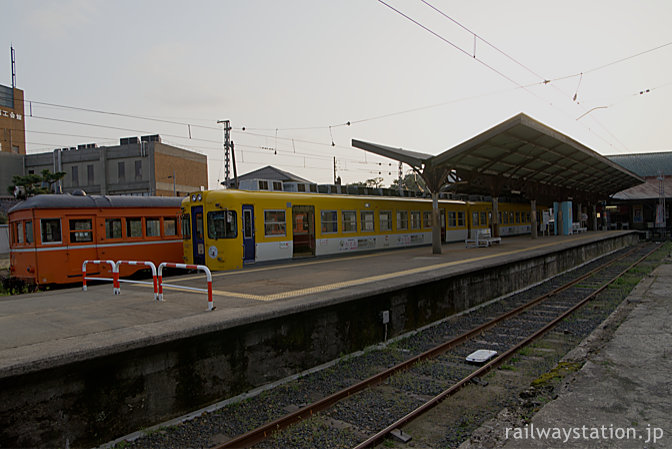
[466,349,497,363]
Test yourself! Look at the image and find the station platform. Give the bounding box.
[498,257,672,448]
[0,231,634,378]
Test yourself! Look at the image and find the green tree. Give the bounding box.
[8,169,66,199]
[390,172,427,192]
[348,177,384,188]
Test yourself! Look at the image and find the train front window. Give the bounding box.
[41,218,62,244]
[69,219,93,243]
[17,222,24,244]
[105,219,122,239]
[207,210,237,239]
[181,214,191,239]
[25,220,33,244]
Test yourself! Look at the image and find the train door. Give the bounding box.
[191,206,205,265]
[440,209,446,242]
[65,215,99,280]
[242,204,255,264]
[292,205,315,257]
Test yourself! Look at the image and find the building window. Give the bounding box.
[258,180,269,190]
[342,210,357,232]
[361,211,374,232]
[87,164,94,186]
[320,210,338,233]
[69,219,93,243]
[207,211,237,239]
[118,161,125,182]
[380,211,392,231]
[105,218,122,239]
[126,217,142,238]
[135,160,142,181]
[272,181,282,190]
[72,166,79,187]
[41,218,62,243]
[410,211,421,229]
[146,218,161,237]
[264,210,286,236]
[397,210,408,230]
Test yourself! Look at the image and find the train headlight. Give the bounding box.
[191,194,197,202]
[197,193,202,201]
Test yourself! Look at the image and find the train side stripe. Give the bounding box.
[10,239,181,253]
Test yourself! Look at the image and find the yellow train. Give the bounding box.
[180,189,533,271]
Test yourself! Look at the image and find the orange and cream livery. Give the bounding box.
[8,194,184,285]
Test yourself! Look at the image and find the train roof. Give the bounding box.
[197,189,467,204]
[8,194,184,213]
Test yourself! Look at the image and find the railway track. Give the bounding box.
[209,242,661,449]
[115,242,665,449]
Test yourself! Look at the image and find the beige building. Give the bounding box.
[22,135,207,197]
[0,84,25,155]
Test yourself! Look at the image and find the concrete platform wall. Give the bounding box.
[0,233,638,447]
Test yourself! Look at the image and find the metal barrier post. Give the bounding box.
[114,260,158,300]
[82,260,118,294]
[158,262,214,311]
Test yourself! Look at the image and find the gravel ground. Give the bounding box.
[112,244,663,449]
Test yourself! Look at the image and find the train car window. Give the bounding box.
[126,218,143,238]
[361,211,374,232]
[498,212,502,224]
[17,222,24,244]
[472,212,479,227]
[264,210,286,237]
[448,211,457,227]
[320,210,338,233]
[410,211,421,230]
[380,211,392,231]
[526,212,530,223]
[481,212,487,226]
[181,214,191,239]
[510,212,514,224]
[516,212,521,224]
[207,211,237,239]
[397,211,408,230]
[41,218,62,243]
[457,212,465,227]
[105,219,123,239]
[146,218,161,237]
[25,220,34,244]
[164,217,177,236]
[69,219,93,243]
[503,212,508,224]
[422,211,431,228]
[342,211,357,232]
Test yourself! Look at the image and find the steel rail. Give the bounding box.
[215,245,643,448]
[354,243,662,448]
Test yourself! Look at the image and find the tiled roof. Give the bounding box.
[607,152,672,178]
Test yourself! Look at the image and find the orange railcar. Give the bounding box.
[8,194,184,285]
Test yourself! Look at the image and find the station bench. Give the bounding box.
[465,228,501,248]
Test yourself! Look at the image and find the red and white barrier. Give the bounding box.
[82,260,119,294]
[158,262,214,311]
[114,260,159,300]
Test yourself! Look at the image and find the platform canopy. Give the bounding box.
[353,113,644,203]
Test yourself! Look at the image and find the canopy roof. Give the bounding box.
[353,113,644,203]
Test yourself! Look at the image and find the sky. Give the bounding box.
[2,0,671,189]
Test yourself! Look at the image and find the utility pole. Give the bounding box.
[217,120,232,188]
[398,161,403,195]
[333,157,337,184]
